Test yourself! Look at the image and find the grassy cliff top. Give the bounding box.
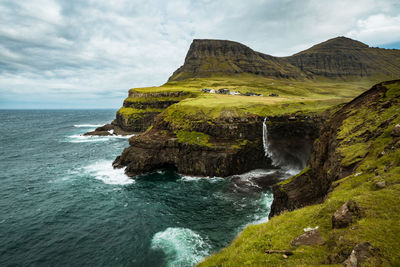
[127,74,378,122]
[199,80,400,266]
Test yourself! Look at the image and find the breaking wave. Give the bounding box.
[67,134,134,143]
[151,227,211,267]
[73,124,104,128]
[83,160,134,185]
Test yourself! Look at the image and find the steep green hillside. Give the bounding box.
[199,80,400,266]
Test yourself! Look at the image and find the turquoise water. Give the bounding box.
[0,110,278,266]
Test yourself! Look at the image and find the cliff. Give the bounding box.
[87,37,400,137]
[200,80,400,266]
[113,110,321,177]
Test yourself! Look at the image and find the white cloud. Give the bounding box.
[0,0,399,108]
[347,14,400,45]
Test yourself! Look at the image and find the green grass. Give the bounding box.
[199,81,400,266]
[175,130,212,147]
[117,107,165,120]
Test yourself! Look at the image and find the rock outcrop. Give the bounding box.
[85,90,195,135]
[113,114,267,177]
[113,113,321,177]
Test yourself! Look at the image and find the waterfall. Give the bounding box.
[262,117,300,172]
[263,117,281,168]
[262,117,273,160]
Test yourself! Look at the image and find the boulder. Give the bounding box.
[290,229,324,246]
[332,200,361,228]
[391,124,400,137]
[343,242,374,267]
[375,181,386,189]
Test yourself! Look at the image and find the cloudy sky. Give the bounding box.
[1,0,400,109]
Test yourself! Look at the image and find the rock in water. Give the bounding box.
[332,200,361,229]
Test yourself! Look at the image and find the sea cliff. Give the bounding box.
[200,80,400,266]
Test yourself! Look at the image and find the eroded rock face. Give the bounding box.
[332,200,361,229]
[113,115,267,177]
[113,114,320,178]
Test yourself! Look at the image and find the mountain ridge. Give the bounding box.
[169,37,400,81]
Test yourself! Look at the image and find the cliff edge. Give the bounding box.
[200,80,400,266]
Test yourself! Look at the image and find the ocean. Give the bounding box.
[0,110,281,266]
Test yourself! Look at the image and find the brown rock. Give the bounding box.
[381,100,391,108]
[375,181,386,189]
[83,130,113,136]
[290,229,324,246]
[332,200,361,229]
[343,242,374,267]
[391,124,400,137]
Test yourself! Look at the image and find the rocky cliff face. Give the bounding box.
[113,112,321,178]
[269,80,400,217]
[169,37,400,81]
[85,90,195,135]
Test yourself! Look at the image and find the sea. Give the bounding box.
[0,110,291,266]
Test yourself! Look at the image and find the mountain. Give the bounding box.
[168,39,305,81]
[169,37,400,81]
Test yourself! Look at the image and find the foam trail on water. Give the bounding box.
[180,175,224,183]
[73,124,104,128]
[151,227,211,267]
[83,160,134,185]
[68,134,134,143]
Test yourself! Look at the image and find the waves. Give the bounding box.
[83,160,134,185]
[73,124,104,128]
[151,227,211,267]
[67,134,134,143]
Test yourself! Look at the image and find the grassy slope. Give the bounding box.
[127,74,377,124]
[199,81,400,266]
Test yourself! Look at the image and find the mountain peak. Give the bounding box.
[298,36,369,54]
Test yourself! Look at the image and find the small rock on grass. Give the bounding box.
[332,200,361,229]
[290,229,324,246]
[343,242,374,267]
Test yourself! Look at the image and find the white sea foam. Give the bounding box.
[83,160,134,185]
[242,192,274,228]
[151,227,211,267]
[68,134,134,143]
[73,124,104,128]
[180,175,224,183]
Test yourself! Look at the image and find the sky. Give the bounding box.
[1,0,400,109]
